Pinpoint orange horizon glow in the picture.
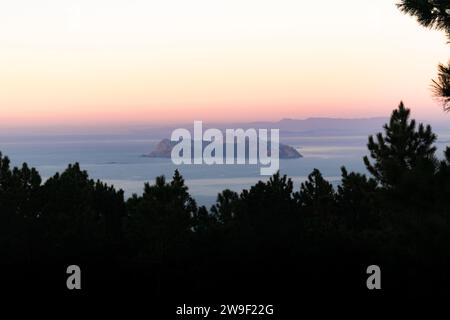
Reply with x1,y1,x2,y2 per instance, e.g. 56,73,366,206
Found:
1,0,450,127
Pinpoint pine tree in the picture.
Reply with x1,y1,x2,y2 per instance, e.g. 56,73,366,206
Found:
294,169,336,234
126,170,196,261
337,167,379,229
363,102,437,189
210,189,239,224
397,0,450,110
397,1,450,35
297,169,335,210
239,172,296,222
432,62,450,110
0,153,42,262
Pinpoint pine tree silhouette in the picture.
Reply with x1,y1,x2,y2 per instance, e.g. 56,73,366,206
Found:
363,102,437,188
397,0,450,110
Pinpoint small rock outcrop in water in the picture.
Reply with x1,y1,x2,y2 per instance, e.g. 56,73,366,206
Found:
279,144,303,159
147,139,173,158
145,138,302,159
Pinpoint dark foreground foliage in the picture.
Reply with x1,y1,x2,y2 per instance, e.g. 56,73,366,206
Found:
1,103,450,304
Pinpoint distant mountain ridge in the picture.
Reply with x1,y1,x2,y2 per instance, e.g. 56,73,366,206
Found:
237,117,390,135
2,116,414,137
138,117,392,141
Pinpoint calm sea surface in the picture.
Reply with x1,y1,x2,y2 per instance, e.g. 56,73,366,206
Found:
1,133,449,206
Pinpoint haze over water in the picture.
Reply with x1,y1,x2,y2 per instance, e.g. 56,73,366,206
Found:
2,123,450,206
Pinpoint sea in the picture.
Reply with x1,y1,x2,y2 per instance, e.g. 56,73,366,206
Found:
1,132,449,207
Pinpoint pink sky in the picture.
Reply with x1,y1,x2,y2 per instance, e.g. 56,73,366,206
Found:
1,0,449,127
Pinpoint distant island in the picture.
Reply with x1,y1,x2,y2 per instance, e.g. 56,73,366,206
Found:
144,138,302,159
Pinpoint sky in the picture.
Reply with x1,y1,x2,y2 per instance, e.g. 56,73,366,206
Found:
0,0,449,127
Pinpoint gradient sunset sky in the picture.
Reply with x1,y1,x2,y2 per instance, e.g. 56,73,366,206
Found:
0,0,449,127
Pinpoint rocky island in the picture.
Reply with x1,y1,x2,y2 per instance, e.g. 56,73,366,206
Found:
145,138,302,159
